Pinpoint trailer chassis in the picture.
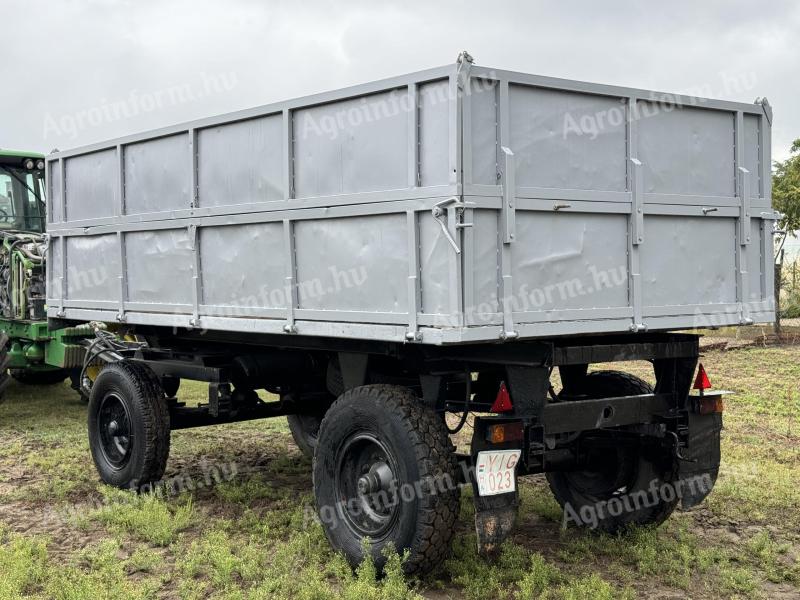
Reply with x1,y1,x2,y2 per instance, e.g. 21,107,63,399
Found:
76,325,723,570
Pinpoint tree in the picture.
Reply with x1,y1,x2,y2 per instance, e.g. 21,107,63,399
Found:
772,139,800,335
773,139,800,233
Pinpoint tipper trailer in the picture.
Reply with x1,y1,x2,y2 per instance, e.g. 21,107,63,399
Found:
44,54,777,573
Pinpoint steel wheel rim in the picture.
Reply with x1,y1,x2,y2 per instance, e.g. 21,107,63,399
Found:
97,392,133,469
334,433,401,539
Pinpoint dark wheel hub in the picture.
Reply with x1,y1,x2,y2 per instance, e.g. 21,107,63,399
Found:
97,393,132,468
357,461,393,495
566,446,636,499
336,434,400,538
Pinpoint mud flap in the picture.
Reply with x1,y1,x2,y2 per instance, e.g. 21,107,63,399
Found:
678,411,722,509
470,416,522,555
473,489,519,557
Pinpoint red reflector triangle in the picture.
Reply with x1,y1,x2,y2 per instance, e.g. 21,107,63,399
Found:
693,364,712,390
491,382,513,413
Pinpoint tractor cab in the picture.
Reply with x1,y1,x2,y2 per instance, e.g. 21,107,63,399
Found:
0,149,48,321
0,148,89,395
0,150,47,234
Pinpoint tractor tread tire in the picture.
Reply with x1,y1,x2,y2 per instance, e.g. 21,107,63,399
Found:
287,413,322,458
548,370,679,534
88,360,171,490
313,384,460,576
10,369,69,386
0,352,10,404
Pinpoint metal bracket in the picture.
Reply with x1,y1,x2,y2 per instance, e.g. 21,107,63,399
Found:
189,224,201,330
116,231,126,323
432,197,472,254
736,167,751,324
282,219,298,332
737,167,751,245
500,146,515,244
405,330,422,342
630,158,644,245
455,50,474,91
756,97,772,126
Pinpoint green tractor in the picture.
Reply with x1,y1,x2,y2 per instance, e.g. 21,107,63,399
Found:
0,149,91,401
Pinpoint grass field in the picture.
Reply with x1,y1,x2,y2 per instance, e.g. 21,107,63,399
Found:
1,344,799,599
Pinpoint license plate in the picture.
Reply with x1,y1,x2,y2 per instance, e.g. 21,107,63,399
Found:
476,450,521,496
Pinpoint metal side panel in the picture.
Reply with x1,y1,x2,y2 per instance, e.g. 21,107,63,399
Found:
292,90,410,198
125,229,193,307
197,115,283,207
638,103,735,198
124,134,191,215
469,209,501,321
293,214,409,314
199,222,286,309
419,80,451,187
47,160,63,224
639,215,737,308
508,84,628,192
745,219,766,303
510,211,630,314
742,114,764,205
65,235,121,302
47,236,63,306
64,149,118,222
418,211,452,316
468,79,499,186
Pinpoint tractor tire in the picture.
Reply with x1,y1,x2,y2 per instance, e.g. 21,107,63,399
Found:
10,368,69,385
0,334,11,404
287,413,323,458
313,384,460,575
547,370,679,533
88,361,171,490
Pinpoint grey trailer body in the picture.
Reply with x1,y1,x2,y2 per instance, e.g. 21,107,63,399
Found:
46,61,777,345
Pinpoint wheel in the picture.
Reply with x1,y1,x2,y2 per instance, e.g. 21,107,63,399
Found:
287,413,323,458
88,361,170,490
10,368,69,385
547,370,679,533
161,376,180,398
313,384,460,575
0,334,11,404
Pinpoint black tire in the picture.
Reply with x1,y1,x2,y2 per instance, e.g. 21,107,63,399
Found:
0,333,11,404
313,385,460,575
161,376,180,398
88,361,171,490
287,413,323,458
10,368,69,385
326,359,345,397
547,370,679,533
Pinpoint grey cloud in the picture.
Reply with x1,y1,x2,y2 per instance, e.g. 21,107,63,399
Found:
1,0,797,160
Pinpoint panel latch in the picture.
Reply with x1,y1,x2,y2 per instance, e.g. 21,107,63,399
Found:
432,197,473,254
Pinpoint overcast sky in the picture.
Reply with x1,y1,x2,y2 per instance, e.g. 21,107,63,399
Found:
2,0,798,162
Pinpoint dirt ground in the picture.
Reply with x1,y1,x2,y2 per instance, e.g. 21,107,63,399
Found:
1,343,799,599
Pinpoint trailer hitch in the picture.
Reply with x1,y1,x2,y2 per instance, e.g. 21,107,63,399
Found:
666,430,696,463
